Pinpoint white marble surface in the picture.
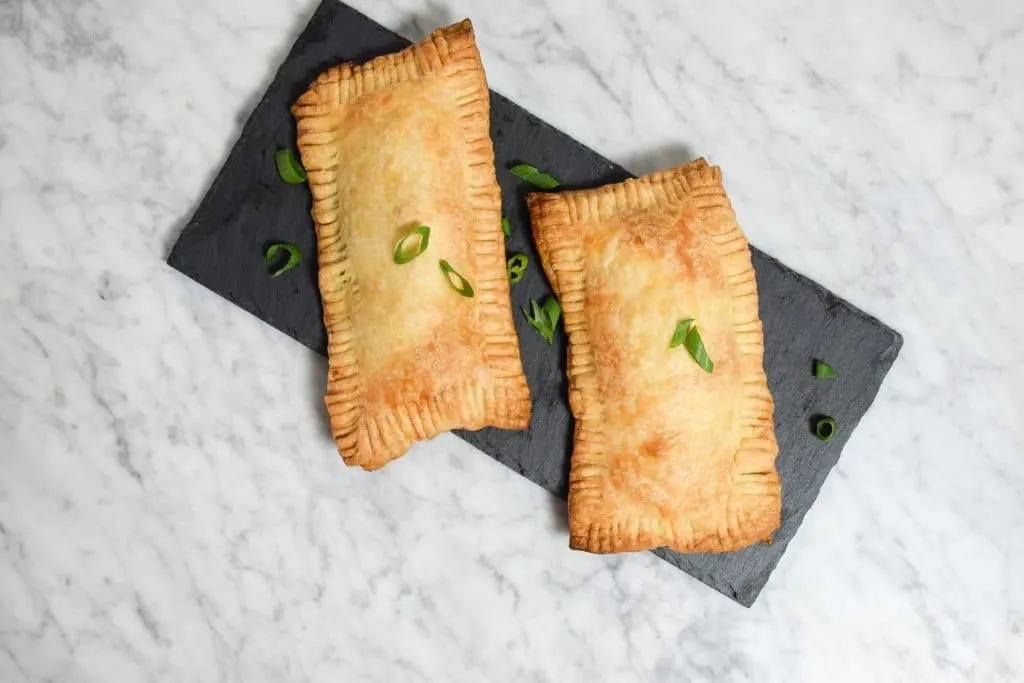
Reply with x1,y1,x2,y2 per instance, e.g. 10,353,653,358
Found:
1,0,1022,680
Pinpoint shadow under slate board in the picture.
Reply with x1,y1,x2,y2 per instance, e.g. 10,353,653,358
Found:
167,0,903,606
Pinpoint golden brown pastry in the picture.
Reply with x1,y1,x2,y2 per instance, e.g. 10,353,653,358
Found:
528,159,780,553
292,20,530,470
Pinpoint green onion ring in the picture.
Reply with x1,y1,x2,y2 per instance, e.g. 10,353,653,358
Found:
439,260,474,298
275,148,306,184
814,416,837,442
266,242,302,277
394,225,431,264
507,253,529,283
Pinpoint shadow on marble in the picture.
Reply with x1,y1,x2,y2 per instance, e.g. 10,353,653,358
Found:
306,352,332,444
393,1,454,42
620,142,698,176
547,492,569,534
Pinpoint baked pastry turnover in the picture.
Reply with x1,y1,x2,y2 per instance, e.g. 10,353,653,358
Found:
293,20,530,470
528,160,780,553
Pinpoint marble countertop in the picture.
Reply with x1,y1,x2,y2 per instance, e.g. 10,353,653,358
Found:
1,0,1022,680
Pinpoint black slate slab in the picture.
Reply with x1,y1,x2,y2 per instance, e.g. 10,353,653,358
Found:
168,0,903,606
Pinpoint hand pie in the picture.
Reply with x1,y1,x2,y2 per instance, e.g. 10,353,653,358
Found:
528,160,780,553
292,20,530,470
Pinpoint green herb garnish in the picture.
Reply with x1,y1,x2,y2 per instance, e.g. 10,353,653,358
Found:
393,225,431,264
509,163,560,190
507,253,528,284
275,148,307,184
501,217,511,237
266,242,302,277
814,359,836,378
814,415,837,442
669,318,714,373
669,318,694,349
684,326,714,374
524,295,561,343
439,260,474,298
542,296,561,330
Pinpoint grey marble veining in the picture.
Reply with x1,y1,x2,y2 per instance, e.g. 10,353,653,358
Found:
0,0,1021,681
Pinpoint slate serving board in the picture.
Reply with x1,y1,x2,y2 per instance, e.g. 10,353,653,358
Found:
168,0,903,606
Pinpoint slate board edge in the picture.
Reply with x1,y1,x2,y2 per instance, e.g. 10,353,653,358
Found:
166,0,905,607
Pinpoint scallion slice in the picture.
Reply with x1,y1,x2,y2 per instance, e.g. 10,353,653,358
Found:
542,296,561,329
439,260,474,298
501,217,511,237
275,148,307,184
394,225,431,264
814,416,837,442
507,253,528,283
266,242,302,277
814,359,836,378
669,318,714,373
684,326,714,374
509,163,560,190
523,295,560,343
526,299,546,336
669,318,694,348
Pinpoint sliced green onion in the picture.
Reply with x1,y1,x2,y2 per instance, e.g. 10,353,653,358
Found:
526,299,546,336
814,359,836,378
394,225,431,264
509,163,560,190
439,260,474,298
501,217,511,237
683,325,714,373
275,148,307,183
524,301,552,344
266,242,302,277
669,318,694,348
542,296,561,330
669,318,714,373
523,295,560,343
814,415,837,442
507,253,529,283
